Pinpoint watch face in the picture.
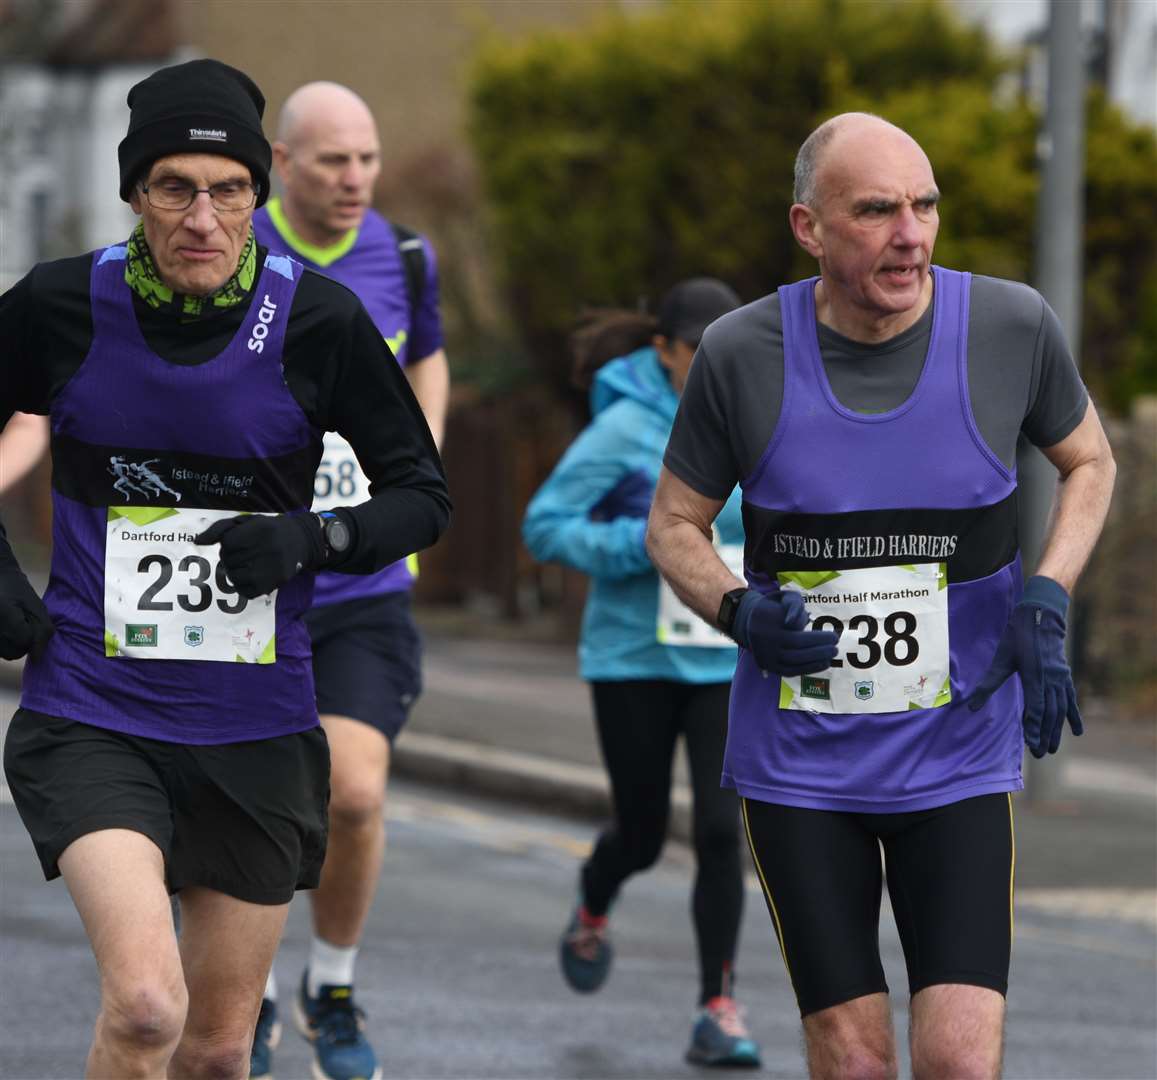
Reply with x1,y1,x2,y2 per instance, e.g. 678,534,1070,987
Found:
326,518,351,553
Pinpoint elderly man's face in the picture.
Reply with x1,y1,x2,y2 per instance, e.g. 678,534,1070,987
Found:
129,153,256,296
804,127,939,328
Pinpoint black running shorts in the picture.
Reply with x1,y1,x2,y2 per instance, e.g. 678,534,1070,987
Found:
4,709,330,905
741,793,1015,1017
305,590,422,742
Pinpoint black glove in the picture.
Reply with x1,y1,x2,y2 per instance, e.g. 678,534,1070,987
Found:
732,588,839,676
0,566,54,661
194,513,325,599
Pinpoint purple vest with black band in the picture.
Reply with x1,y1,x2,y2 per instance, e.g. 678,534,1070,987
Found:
253,208,428,607
20,246,323,745
723,267,1024,812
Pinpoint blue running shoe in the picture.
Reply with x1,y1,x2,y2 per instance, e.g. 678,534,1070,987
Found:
559,903,613,993
293,972,382,1080
249,997,280,1080
685,996,762,1068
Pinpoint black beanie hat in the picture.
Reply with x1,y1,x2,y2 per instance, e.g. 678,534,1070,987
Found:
118,58,271,206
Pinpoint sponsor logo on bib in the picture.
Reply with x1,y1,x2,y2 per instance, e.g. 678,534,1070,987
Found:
854,680,875,700
801,675,831,700
126,624,158,647
184,626,205,647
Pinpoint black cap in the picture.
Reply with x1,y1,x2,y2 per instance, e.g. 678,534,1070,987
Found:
118,58,271,206
657,278,741,346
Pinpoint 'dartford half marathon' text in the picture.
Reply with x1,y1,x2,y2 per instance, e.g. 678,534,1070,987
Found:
802,586,932,605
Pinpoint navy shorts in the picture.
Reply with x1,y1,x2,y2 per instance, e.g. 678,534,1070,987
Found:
305,590,423,743
4,709,330,905
742,793,1015,1016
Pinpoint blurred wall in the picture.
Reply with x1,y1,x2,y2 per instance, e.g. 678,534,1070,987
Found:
178,1,613,166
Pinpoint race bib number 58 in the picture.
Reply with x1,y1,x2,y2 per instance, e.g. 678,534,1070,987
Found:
313,432,368,512
777,562,950,713
104,507,276,663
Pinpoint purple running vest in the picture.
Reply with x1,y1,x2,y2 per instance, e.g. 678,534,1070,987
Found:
20,246,323,744
725,267,1024,812
253,205,438,607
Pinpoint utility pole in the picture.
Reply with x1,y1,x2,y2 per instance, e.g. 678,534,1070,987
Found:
1021,0,1086,802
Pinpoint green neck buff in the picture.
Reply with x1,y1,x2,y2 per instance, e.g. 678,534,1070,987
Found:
124,223,257,319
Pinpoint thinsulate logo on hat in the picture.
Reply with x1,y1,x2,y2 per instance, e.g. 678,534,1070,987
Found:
189,127,228,142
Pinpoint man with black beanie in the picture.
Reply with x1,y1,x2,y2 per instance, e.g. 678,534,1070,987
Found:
0,57,449,1078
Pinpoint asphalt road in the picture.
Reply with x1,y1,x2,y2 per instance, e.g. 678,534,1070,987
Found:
1,681,1155,1079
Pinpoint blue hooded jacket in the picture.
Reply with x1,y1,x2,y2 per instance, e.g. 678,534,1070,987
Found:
523,346,743,682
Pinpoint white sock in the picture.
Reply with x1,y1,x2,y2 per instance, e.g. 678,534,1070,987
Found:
264,970,278,1002
307,937,359,996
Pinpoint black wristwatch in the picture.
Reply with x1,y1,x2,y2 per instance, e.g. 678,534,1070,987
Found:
315,511,351,561
716,587,750,638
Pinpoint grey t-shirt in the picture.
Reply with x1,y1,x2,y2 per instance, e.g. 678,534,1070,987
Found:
666,274,1088,500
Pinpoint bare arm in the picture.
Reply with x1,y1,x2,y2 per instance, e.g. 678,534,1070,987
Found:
1034,400,1116,593
645,466,744,627
0,413,50,497
404,348,450,450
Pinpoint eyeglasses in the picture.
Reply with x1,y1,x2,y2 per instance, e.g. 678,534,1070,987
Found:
139,178,260,212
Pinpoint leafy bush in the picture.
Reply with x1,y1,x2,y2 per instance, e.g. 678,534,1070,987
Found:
469,0,1156,410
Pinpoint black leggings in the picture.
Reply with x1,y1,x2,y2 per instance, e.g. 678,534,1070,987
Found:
582,680,743,1004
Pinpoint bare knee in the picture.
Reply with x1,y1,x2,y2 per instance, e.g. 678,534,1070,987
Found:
100,979,187,1051
913,1047,998,1080
172,1034,251,1080
910,984,1004,1080
804,995,898,1080
328,773,385,828
808,1044,897,1080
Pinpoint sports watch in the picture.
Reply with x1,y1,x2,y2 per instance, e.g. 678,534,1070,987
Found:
716,587,751,638
315,511,351,561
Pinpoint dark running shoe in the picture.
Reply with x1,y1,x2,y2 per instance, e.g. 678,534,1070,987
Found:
559,903,613,993
249,996,280,1080
685,995,762,1068
293,972,382,1080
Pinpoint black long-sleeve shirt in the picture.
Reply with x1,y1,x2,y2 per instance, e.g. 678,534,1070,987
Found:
0,248,450,573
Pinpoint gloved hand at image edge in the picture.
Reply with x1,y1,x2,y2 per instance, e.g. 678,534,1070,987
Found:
966,574,1083,758
195,512,326,599
732,588,839,676
0,565,54,661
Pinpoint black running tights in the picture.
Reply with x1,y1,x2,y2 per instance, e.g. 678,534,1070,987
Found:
581,679,743,1004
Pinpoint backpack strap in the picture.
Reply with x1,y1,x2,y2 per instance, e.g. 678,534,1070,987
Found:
390,221,427,332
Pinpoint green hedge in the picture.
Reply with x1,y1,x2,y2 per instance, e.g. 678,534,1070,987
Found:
469,0,1157,411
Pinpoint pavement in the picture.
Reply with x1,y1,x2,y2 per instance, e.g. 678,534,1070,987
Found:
3,605,1155,911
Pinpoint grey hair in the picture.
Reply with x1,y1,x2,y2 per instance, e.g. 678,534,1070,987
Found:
793,112,888,206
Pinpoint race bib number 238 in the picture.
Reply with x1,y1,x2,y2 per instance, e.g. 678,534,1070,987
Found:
104,507,276,663
777,562,951,713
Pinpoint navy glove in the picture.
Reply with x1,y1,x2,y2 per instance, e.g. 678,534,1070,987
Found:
732,589,839,676
0,566,54,661
966,575,1082,758
195,513,325,599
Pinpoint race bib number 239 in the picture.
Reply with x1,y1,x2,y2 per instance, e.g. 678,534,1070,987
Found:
104,507,276,663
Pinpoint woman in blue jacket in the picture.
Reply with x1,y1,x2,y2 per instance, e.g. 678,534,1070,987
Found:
523,279,760,1068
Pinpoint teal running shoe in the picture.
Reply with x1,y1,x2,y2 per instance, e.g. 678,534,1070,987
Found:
248,996,280,1080
294,972,382,1080
559,903,613,993
685,996,762,1068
